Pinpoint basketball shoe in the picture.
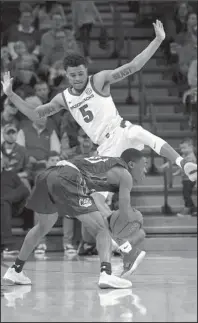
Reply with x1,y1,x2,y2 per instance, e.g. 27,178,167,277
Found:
121,248,146,278
98,271,132,289
3,267,31,285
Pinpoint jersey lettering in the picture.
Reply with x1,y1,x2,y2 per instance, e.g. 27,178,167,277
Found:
79,104,94,123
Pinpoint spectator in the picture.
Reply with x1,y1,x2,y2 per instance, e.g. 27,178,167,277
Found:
72,1,103,63
40,11,66,58
182,60,197,130
169,12,197,56
60,111,80,149
40,30,80,71
173,139,197,217
34,81,50,104
16,117,60,181
109,0,124,58
34,150,60,256
1,99,20,141
9,41,39,87
163,2,193,63
32,2,67,34
60,131,77,160
1,47,12,76
33,81,64,138
6,8,41,59
48,61,69,98
1,124,31,191
178,24,197,77
175,12,197,46
1,151,30,256
75,127,97,157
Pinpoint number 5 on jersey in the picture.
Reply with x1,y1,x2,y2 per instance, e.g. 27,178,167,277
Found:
79,104,93,123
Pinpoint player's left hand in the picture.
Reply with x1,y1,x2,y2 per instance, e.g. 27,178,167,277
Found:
153,20,165,41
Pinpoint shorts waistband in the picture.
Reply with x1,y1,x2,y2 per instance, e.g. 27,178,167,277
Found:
98,120,127,146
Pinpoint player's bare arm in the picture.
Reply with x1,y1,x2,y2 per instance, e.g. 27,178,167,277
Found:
1,72,66,121
107,167,133,222
93,20,165,92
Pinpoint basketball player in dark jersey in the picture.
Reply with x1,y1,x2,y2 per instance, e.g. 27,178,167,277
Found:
3,149,146,287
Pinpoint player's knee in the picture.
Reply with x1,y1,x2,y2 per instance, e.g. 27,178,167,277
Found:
128,125,143,138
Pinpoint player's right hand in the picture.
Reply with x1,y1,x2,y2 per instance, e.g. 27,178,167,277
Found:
1,71,14,96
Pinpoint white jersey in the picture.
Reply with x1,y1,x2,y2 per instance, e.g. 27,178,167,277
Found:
62,76,122,145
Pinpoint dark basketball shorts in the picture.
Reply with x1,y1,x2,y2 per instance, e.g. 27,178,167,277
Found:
26,165,98,217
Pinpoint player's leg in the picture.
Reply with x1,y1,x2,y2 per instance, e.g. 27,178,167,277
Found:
3,213,58,285
127,124,197,181
78,223,97,256
78,211,132,288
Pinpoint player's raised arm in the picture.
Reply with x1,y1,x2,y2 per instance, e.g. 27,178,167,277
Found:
94,20,165,87
1,72,65,121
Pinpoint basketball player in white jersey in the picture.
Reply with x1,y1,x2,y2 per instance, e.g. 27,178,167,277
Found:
1,20,197,180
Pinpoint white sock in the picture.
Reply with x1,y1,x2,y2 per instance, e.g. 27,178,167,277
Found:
176,156,183,168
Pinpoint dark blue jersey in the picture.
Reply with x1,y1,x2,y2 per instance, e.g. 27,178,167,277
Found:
71,156,129,192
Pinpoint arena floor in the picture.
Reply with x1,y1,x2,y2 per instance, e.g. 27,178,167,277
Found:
1,238,197,322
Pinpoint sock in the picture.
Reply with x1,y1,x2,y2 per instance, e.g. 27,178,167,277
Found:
101,262,112,275
160,143,183,166
11,258,25,273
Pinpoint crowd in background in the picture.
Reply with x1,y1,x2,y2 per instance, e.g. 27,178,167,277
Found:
1,1,197,257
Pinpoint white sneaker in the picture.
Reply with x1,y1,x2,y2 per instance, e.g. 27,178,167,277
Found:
34,243,47,255
3,267,32,285
98,271,132,289
64,244,77,254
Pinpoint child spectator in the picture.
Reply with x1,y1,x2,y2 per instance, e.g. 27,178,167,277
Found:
174,139,197,217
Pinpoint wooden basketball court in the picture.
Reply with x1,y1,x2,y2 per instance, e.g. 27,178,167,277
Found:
1,238,197,322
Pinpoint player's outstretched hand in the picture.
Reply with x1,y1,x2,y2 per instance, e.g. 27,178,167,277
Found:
1,71,14,96
153,20,165,41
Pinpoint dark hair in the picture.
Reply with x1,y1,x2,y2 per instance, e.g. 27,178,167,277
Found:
180,138,193,146
121,148,143,163
187,11,197,21
48,151,60,160
63,53,87,70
